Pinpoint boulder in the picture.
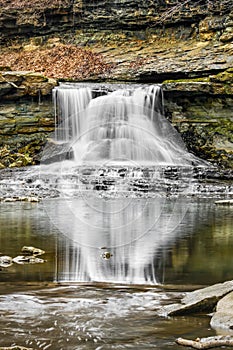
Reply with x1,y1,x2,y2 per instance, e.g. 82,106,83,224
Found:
162,280,233,316
210,291,233,332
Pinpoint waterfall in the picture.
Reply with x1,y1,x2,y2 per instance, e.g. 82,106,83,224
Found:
53,86,92,141
53,83,202,166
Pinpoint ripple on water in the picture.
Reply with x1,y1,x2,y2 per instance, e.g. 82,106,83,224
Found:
0,285,213,350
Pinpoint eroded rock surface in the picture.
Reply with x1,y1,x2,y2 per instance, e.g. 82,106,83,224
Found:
211,291,233,333
162,280,233,316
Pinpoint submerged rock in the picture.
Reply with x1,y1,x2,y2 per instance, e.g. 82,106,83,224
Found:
0,246,45,268
0,255,13,268
21,246,45,256
13,255,44,264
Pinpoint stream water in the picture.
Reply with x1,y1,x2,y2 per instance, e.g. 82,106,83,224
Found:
0,196,232,349
0,83,232,349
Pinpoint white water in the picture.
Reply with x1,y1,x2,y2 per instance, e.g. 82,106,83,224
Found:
53,83,202,166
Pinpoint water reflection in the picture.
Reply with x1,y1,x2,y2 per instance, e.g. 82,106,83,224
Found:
44,196,189,284
0,197,233,349
46,196,233,285
0,202,56,282
0,198,232,285
157,202,233,284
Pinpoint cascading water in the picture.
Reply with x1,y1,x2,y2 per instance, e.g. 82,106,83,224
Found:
53,83,203,165
53,86,92,141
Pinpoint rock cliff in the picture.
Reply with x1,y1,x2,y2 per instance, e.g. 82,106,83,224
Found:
0,0,232,41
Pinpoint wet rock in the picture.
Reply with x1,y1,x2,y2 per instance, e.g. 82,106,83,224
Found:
2,196,40,202
21,246,45,256
0,255,13,268
210,291,233,332
0,82,13,97
41,140,73,164
13,255,44,264
27,197,40,202
3,198,19,202
215,199,233,205
220,27,233,42
162,280,233,316
198,16,224,41
0,99,55,167
0,71,57,99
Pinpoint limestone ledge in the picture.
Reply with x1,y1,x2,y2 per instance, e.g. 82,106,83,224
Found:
98,37,233,83
0,1,232,42
0,71,57,99
162,72,233,168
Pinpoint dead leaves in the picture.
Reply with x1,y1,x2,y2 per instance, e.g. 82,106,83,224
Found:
0,44,115,80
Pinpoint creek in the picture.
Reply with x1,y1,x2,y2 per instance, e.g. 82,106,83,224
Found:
0,83,232,349
0,197,232,349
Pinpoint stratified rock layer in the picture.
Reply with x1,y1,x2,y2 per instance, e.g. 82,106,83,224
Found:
162,280,233,316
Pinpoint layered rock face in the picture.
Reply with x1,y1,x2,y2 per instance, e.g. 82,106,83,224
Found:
0,0,232,40
0,0,232,167
0,71,55,167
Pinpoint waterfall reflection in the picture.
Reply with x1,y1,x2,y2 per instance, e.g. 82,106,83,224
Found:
46,196,189,284
0,199,232,285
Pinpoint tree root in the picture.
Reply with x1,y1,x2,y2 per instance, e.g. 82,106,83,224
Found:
176,336,233,349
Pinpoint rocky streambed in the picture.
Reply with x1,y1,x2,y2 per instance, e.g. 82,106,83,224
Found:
0,164,232,201
161,280,233,348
